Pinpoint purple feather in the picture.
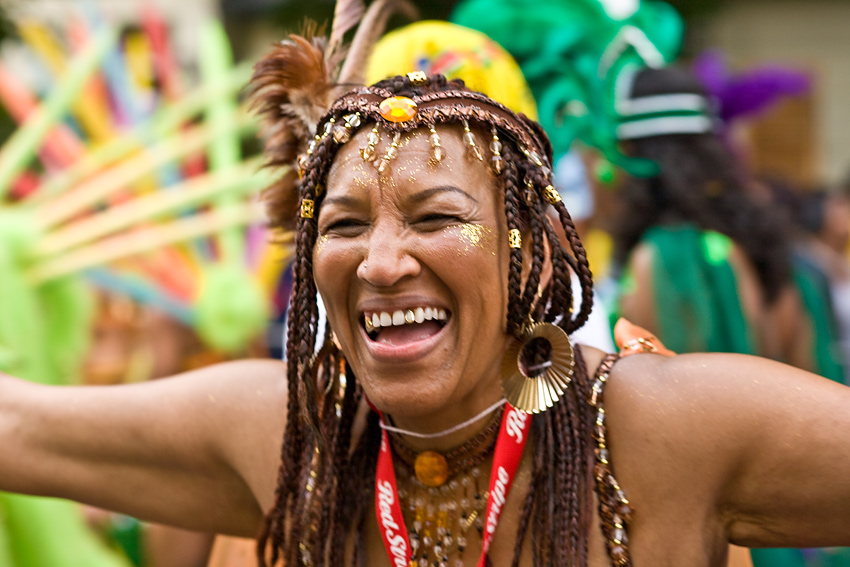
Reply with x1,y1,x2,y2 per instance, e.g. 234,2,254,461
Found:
693,50,811,124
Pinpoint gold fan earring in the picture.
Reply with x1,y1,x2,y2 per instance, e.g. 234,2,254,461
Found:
501,321,575,413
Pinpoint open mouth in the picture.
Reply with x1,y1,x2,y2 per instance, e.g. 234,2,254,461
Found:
362,307,449,346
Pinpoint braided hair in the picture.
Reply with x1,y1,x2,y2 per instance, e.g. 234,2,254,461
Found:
254,73,614,567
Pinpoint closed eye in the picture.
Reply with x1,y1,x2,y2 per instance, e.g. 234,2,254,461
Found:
324,218,369,237
415,213,465,231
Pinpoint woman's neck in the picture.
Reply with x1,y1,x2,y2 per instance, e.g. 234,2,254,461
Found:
384,392,505,453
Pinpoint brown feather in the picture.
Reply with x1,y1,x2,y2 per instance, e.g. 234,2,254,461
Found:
329,0,365,55
249,33,333,136
337,0,418,86
247,1,417,228
247,29,336,229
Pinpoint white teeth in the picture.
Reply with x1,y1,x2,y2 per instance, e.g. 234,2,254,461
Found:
365,307,449,331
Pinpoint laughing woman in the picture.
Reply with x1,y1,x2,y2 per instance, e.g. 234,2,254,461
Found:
3,31,850,567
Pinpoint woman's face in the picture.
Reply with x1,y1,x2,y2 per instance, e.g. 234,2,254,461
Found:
314,124,511,425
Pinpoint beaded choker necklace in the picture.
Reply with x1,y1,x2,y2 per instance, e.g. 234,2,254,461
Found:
387,406,503,566
376,403,531,567
388,404,504,487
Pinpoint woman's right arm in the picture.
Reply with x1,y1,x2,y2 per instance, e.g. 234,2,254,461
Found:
0,359,288,537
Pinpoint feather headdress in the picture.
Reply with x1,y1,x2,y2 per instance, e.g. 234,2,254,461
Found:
248,0,417,230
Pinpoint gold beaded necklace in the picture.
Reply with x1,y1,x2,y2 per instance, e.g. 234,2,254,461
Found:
387,406,504,567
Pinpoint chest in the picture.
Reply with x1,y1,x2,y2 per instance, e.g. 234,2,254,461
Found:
360,465,730,567
360,452,625,567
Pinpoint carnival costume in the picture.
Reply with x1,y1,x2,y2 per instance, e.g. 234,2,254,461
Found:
247,1,636,564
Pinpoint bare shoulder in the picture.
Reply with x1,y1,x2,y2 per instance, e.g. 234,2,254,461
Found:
603,351,844,426
600,351,850,525
171,359,289,509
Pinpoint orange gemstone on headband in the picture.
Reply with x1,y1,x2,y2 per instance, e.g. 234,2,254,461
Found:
379,96,418,122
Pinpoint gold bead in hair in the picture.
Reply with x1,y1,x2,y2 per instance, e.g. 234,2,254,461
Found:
508,229,522,249
300,199,315,219
407,71,427,85
543,185,562,204
524,178,538,206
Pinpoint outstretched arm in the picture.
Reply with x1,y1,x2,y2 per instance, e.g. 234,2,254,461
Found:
605,352,850,551
0,359,287,537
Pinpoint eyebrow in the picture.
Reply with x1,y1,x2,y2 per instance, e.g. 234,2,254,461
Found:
409,185,479,204
322,185,479,208
321,195,362,208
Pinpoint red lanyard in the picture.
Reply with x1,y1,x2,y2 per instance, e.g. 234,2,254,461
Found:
375,403,531,567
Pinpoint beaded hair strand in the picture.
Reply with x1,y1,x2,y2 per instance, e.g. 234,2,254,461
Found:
251,70,625,567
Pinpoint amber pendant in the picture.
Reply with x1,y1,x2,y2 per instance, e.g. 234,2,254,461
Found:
413,450,449,487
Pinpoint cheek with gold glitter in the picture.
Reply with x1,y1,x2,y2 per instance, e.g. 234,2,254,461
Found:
314,234,329,258
446,223,497,256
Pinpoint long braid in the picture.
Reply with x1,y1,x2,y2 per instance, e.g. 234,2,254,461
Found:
541,217,575,326
282,143,325,567
574,348,596,567
550,198,594,333
501,143,529,338
329,365,362,566
258,209,317,566
518,182,547,321
314,344,340,567
257,72,607,567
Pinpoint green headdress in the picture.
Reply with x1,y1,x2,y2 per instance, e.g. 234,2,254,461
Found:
451,0,684,176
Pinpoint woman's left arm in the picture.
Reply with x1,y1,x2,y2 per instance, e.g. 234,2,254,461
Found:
605,352,850,549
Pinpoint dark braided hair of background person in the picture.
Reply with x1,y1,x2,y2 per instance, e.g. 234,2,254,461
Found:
254,73,616,567
611,68,792,304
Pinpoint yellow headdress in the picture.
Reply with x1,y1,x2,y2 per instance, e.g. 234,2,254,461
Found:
366,20,538,120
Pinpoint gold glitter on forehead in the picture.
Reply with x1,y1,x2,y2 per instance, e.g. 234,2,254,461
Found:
400,130,425,147
332,125,476,194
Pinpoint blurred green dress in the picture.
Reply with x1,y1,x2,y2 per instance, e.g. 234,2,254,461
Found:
624,224,847,567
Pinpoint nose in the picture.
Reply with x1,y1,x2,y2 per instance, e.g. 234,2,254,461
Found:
357,222,420,287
